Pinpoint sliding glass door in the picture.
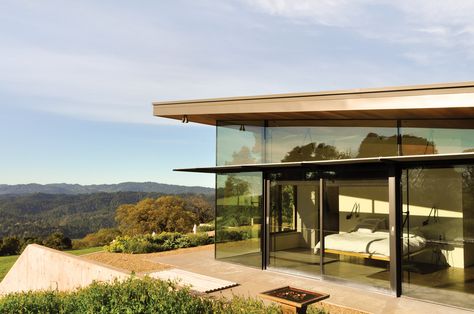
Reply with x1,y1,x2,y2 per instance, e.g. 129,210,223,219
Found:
267,167,392,291
215,172,263,268
322,177,391,290
268,174,321,277
401,165,474,309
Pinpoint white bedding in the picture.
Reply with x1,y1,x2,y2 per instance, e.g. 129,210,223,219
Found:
314,230,426,257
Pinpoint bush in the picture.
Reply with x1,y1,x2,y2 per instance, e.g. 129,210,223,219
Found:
0,277,288,314
216,226,259,243
72,228,121,249
19,237,42,253
105,232,213,254
197,224,215,232
185,233,211,247
0,237,21,256
42,232,72,250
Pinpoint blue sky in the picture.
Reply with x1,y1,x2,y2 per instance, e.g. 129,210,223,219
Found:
1,0,473,187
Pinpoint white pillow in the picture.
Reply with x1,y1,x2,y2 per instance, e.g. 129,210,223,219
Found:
357,228,373,234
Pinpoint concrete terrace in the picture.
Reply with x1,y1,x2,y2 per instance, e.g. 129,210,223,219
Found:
149,246,473,314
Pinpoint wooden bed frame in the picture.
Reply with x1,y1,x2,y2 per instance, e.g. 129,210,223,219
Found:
323,249,390,261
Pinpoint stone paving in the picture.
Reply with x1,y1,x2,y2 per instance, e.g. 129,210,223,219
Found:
149,247,473,314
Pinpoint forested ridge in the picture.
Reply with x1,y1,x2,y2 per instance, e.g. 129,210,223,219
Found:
0,192,214,239
0,182,213,195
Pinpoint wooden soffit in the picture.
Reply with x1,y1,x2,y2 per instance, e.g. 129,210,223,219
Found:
153,82,474,125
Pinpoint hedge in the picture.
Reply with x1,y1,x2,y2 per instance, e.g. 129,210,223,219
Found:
215,226,260,243
104,232,213,254
0,277,286,314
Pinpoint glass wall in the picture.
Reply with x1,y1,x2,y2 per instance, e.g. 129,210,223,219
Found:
215,172,263,268
268,171,321,277
321,173,391,290
401,165,474,308
266,120,398,163
216,121,264,166
214,118,474,302
216,119,474,167
401,119,474,155
266,167,391,290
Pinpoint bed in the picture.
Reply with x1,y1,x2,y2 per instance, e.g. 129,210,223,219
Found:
313,218,427,261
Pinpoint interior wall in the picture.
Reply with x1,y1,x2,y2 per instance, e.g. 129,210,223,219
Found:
338,185,389,232
297,185,319,248
270,232,302,251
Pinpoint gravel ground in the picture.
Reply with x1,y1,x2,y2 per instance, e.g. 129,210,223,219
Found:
83,245,213,274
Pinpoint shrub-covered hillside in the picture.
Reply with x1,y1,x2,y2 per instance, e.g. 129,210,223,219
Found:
0,192,214,239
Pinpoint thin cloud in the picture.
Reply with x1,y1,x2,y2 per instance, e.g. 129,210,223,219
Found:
243,0,474,63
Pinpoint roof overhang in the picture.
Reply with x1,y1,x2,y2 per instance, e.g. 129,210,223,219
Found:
153,82,474,126
174,153,474,173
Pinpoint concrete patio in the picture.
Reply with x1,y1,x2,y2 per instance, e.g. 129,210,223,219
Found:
149,247,473,314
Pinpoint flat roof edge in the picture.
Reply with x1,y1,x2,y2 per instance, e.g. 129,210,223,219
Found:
153,81,474,106
174,153,474,173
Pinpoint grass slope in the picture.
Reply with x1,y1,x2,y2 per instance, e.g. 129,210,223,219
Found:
0,255,18,282
0,246,103,281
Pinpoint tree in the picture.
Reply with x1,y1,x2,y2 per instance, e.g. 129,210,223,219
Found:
185,196,214,223
73,228,121,249
42,232,72,250
281,142,350,162
0,236,20,256
356,133,397,158
115,196,198,236
224,175,250,205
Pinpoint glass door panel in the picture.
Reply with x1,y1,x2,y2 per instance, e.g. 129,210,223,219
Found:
322,178,391,290
215,172,263,268
268,178,321,277
401,166,474,309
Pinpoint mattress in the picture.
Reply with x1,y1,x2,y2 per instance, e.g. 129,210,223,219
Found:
314,230,426,257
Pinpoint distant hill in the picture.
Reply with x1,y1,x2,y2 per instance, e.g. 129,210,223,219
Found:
0,182,213,196
0,191,214,239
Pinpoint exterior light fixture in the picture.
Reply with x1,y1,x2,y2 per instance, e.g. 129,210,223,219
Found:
182,115,189,123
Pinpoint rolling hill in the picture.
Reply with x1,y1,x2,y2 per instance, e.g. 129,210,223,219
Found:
0,182,213,196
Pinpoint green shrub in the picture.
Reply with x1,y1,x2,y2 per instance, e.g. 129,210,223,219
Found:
0,233,74,257
104,232,213,254
0,237,21,256
72,228,121,249
185,233,211,247
197,224,215,232
0,278,287,314
42,232,72,251
213,295,281,314
216,226,259,243
0,290,65,313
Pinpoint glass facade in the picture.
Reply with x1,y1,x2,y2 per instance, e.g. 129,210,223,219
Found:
214,117,474,308
215,172,263,268
401,166,474,308
216,121,264,166
267,120,398,163
401,119,474,155
216,119,474,164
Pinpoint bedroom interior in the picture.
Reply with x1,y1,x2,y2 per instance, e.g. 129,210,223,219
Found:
153,81,474,310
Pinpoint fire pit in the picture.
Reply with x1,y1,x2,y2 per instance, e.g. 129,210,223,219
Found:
259,286,329,314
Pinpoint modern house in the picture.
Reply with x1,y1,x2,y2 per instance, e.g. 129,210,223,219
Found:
153,82,474,310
